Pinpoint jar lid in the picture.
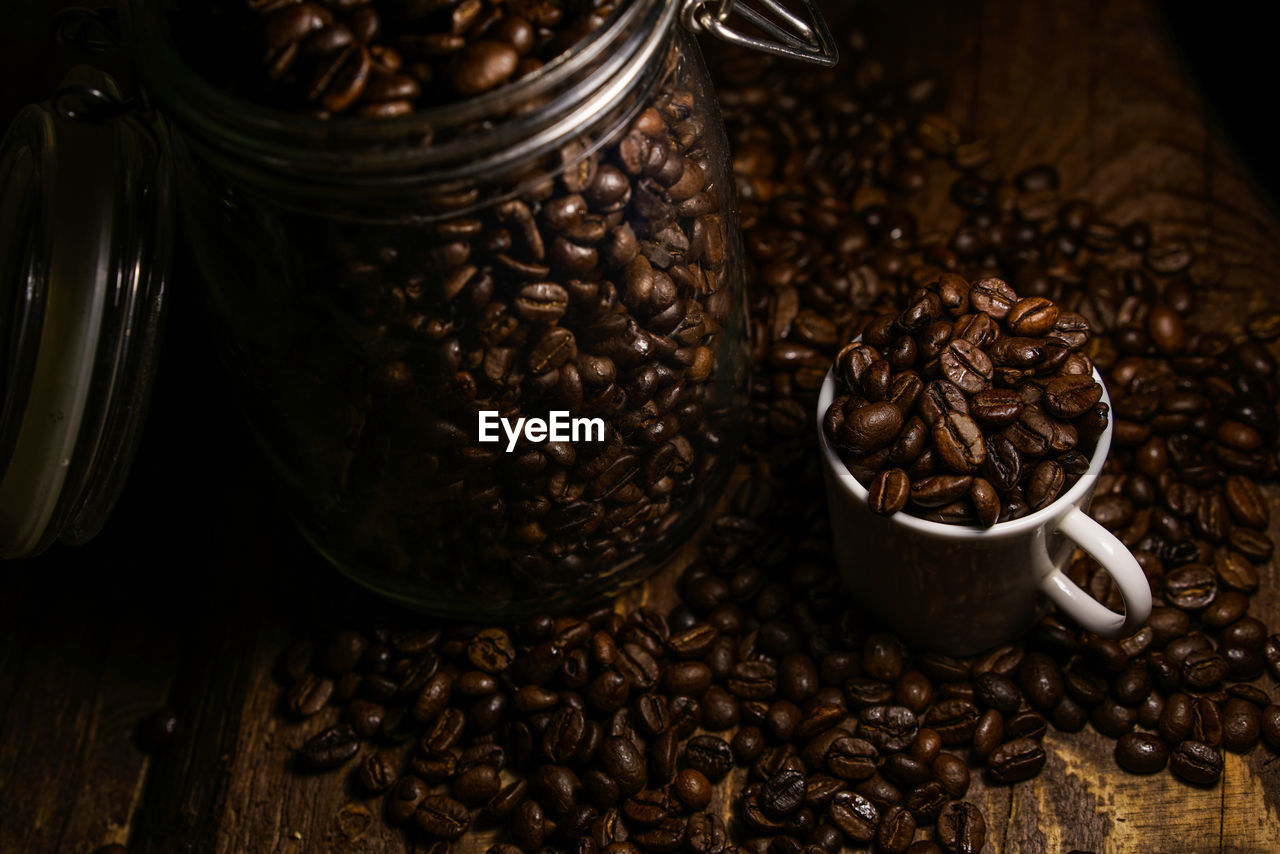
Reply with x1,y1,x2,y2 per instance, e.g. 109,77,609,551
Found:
0,67,172,558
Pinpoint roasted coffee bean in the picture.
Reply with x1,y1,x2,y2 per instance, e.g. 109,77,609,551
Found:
827,736,879,781
881,752,930,789
931,753,971,798
1005,710,1048,742
896,731,938,773
1026,459,1066,510
1169,741,1224,786
454,764,501,806
970,389,1023,426
1159,694,1195,743
1216,551,1260,593
893,671,935,714
971,709,1003,763
1267,635,1280,681
1263,706,1280,749
936,801,986,854
828,790,879,843
940,339,993,393
869,468,911,515
1006,297,1060,336
986,738,1046,783
1019,653,1065,710
919,379,970,427
287,674,335,717
859,705,918,752
1090,698,1137,738
1114,732,1167,774
1052,697,1089,732
983,434,1022,492
765,699,803,741
600,736,647,795
297,724,359,770
452,40,519,95
1165,564,1218,610
910,474,973,507
1222,698,1262,753
1202,592,1249,628
685,812,728,853
1224,476,1269,528
515,282,570,322
973,673,1021,713
510,799,546,849
1223,617,1267,649
1044,374,1103,419
387,776,428,825
357,750,398,793
728,660,778,699
1230,526,1274,561
672,767,712,811
468,629,516,673
863,633,906,681
1181,650,1228,690
1110,667,1151,706
837,402,904,455
933,412,987,473
731,726,765,765
877,804,917,853
684,734,734,781
854,773,902,813
903,779,948,824
761,767,807,818
969,277,1018,319
924,699,980,746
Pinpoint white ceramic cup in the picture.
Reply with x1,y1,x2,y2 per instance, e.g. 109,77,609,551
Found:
817,366,1151,655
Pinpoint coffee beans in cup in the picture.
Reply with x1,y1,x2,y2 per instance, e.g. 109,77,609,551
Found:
823,275,1109,526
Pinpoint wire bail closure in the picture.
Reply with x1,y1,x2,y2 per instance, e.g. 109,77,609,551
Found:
681,0,838,67
54,6,123,55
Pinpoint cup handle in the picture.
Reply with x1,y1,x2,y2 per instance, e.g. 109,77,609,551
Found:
1038,506,1152,637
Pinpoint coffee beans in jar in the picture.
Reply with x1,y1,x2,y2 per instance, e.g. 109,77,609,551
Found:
137,0,751,617
823,275,1109,526
171,0,621,115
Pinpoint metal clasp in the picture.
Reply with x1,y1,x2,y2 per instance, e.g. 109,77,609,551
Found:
52,75,160,153
54,6,122,55
54,83,140,123
681,0,838,67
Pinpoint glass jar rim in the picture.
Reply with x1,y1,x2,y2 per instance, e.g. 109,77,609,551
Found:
129,0,677,179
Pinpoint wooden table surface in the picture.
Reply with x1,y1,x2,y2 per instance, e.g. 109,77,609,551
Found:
3,1,1280,852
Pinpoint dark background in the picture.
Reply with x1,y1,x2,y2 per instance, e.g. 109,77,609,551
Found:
1,2,1275,203
1160,1,1277,207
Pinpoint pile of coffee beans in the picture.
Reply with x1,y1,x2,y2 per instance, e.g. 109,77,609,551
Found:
823,275,1107,525
259,28,1280,854
174,0,619,116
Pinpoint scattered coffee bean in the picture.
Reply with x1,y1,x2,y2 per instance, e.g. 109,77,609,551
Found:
1169,741,1224,786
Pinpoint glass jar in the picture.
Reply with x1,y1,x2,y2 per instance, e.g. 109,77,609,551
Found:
1,0,835,617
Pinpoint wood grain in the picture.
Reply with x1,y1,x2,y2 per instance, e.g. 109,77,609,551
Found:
2,0,1280,852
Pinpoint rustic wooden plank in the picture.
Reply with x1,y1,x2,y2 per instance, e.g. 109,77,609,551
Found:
0,548,182,853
